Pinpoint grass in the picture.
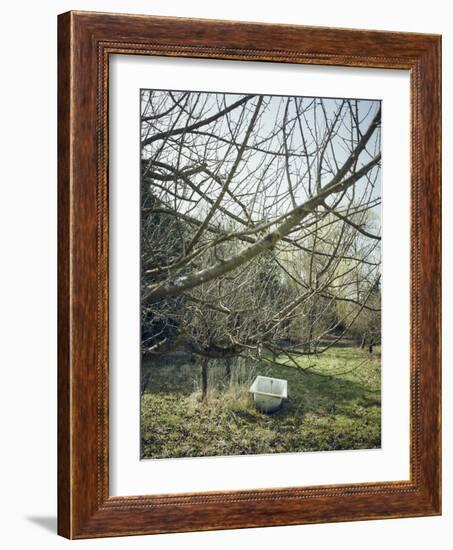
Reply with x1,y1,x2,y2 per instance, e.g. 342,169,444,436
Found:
141,346,381,459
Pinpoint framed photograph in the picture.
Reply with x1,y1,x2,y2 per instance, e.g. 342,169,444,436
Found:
58,11,441,539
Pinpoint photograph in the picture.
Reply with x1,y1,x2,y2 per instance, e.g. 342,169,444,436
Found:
0,1,444,545
140,89,382,459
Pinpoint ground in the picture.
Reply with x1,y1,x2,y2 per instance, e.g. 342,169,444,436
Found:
141,345,381,459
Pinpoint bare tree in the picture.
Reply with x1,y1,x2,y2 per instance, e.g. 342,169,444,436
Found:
140,90,381,397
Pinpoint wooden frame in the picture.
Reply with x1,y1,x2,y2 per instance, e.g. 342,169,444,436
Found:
58,10,441,539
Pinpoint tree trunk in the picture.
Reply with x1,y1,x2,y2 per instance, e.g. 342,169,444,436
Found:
360,332,367,349
201,357,209,400
224,357,232,384
306,301,316,353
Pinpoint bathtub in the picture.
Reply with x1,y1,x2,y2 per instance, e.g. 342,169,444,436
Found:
249,375,288,413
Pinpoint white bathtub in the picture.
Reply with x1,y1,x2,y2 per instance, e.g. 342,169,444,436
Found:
249,375,288,413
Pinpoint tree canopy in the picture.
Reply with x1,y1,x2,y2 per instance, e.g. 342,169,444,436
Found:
140,90,382,365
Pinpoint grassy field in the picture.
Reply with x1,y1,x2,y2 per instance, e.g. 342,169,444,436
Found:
141,346,381,459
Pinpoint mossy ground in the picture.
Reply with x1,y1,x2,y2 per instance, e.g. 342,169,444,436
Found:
141,346,381,459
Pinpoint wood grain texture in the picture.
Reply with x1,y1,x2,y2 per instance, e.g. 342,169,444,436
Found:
57,10,441,539
57,11,72,537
